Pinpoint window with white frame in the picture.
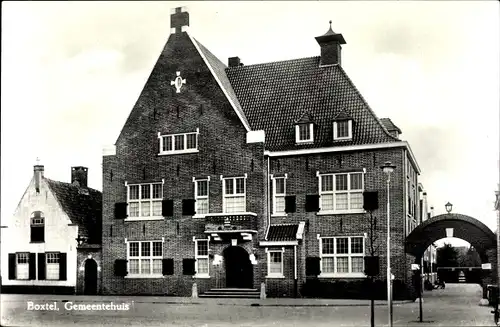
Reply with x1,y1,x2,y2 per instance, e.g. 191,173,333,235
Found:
319,172,364,212
267,248,284,277
46,253,60,280
159,130,199,155
127,183,163,218
333,120,352,140
295,123,313,143
223,177,246,213
16,253,29,280
272,176,286,215
320,236,364,276
195,239,209,276
194,179,209,215
127,241,163,276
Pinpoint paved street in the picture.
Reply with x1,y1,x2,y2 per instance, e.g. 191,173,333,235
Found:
1,284,495,326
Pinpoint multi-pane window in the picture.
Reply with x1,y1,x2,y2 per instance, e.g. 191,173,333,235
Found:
30,211,45,242
223,177,246,213
296,123,313,143
320,236,364,276
195,179,209,215
46,253,60,280
128,183,163,218
267,250,284,276
333,120,352,140
128,241,163,276
16,253,29,280
319,172,364,212
195,240,209,276
159,130,199,154
273,177,286,215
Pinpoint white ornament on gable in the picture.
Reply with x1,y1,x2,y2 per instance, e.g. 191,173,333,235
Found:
171,71,186,93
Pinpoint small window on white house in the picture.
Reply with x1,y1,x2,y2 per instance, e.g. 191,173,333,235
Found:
194,179,209,215
46,253,60,280
333,120,352,140
159,129,199,155
16,253,29,280
272,176,286,215
127,182,163,219
266,248,284,278
195,239,209,277
223,176,246,213
295,123,314,143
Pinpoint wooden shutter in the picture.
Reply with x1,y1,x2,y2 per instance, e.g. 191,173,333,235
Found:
28,253,36,280
182,199,196,216
162,200,174,217
305,195,320,212
162,258,174,276
38,253,46,280
306,257,321,276
59,253,67,280
284,196,296,213
114,203,128,219
8,254,16,280
182,259,196,275
114,259,128,277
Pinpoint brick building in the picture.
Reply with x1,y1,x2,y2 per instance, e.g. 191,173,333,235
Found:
101,7,421,299
1,164,102,295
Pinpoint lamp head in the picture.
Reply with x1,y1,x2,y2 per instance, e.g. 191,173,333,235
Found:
445,202,453,213
380,161,396,174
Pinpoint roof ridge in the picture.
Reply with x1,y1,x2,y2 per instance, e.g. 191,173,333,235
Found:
336,65,400,142
226,56,320,70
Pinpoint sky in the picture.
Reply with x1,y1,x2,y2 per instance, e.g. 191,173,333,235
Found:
2,1,499,247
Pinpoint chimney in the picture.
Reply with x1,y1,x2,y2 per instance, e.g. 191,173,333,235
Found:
34,165,44,193
228,57,243,67
315,21,346,66
71,166,88,188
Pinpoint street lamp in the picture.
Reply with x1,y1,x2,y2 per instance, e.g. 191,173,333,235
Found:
445,202,453,214
381,161,396,327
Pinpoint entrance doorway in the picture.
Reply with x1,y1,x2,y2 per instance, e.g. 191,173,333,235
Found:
223,246,253,288
84,259,98,295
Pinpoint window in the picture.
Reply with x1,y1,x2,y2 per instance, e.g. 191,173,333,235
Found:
194,179,209,215
127,182,163,219
30,211,44,242
223,176,246,213
16,253,29,280
195,239,209,276
333,120,353,140
127,241,163,276
320,236,364,277
266,248,284,278
295,123,314,143
272,176,286,215
319,172,364,213
158,129,199,155
46,253,60,280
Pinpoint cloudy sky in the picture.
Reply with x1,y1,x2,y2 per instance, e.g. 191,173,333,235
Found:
2,1,499,245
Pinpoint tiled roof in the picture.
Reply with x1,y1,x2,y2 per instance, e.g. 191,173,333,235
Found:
380,118,402,134
191,36,251,131
45,178,102,244
267,224,299,241
226,57,399,151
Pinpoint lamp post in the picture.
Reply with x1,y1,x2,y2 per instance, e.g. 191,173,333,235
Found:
445,202,453,214
381,161,396,327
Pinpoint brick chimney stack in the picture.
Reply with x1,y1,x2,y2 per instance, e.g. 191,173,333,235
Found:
34,164,44,193
228,57,244,67
315,21,346,66
71,166,88,188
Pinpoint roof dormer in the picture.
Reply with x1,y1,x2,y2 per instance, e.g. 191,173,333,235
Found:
333,111,353,141
295,112,315,144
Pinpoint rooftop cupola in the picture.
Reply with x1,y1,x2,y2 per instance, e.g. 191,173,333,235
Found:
315,21,346,66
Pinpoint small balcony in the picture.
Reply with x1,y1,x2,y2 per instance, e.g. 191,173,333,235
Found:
204,212,258,233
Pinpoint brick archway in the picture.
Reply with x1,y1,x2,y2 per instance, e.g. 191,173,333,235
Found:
405,213,497,300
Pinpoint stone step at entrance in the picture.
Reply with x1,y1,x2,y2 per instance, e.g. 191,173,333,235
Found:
199,288,260,298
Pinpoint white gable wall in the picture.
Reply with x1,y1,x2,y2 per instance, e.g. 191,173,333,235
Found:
1,177,78,286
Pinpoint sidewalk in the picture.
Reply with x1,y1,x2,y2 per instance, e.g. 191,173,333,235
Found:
1,293,413,307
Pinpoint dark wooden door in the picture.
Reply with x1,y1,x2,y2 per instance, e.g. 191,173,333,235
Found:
224,246,253,288
84,259,98,295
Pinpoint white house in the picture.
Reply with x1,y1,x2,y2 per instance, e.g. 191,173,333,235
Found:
1,164,102,294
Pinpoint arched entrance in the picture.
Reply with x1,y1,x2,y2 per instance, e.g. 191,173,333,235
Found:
405,213,497,299
223,246,253,288
84,259,98,295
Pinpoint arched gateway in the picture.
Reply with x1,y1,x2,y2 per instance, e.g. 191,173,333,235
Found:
405,213,497,300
